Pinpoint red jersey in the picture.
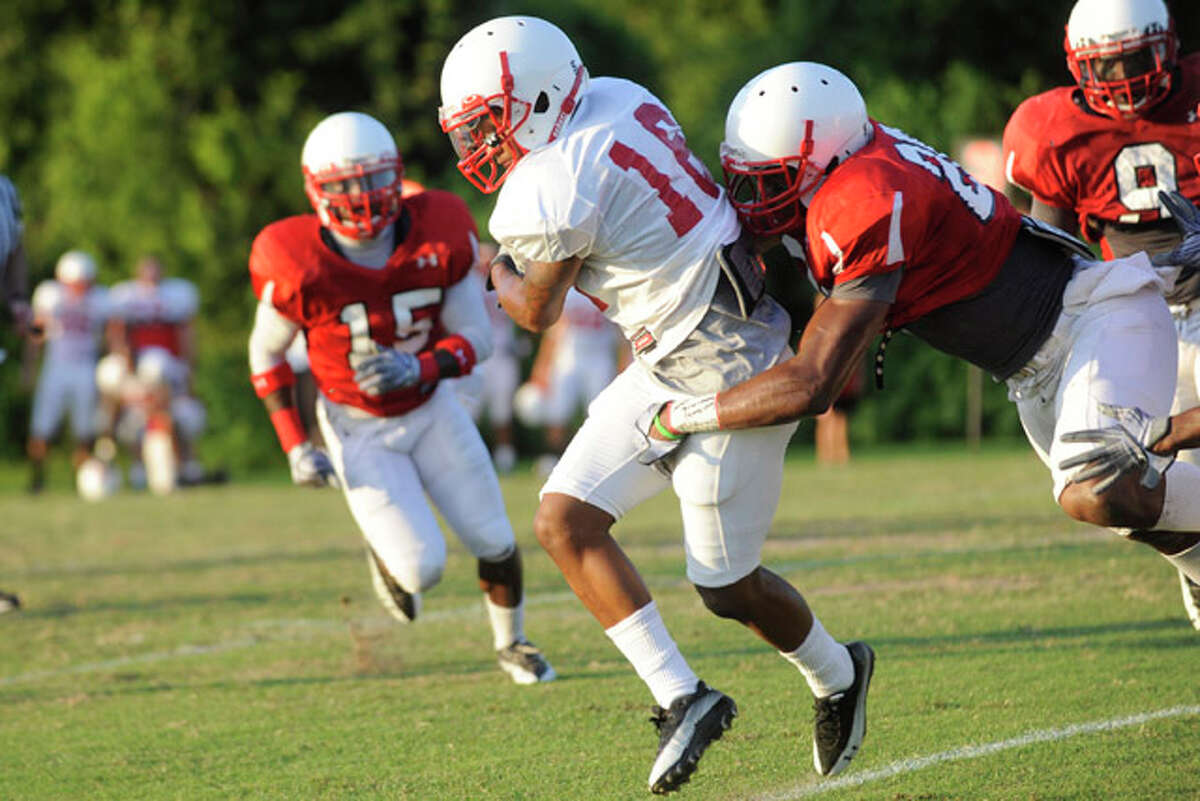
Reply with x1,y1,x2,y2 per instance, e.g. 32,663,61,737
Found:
249,189,477,417
805,122,1023,329
1003,53,1200,255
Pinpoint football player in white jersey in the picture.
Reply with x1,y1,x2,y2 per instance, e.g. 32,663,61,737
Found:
24,250,109,492
440,16,873,792
1,174,29,611
106,255,209,487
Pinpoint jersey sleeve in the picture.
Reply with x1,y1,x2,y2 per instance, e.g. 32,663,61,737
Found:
248,226,305,324
488,148,599,266
1002,95,1076,209
808,189,905,286
162,279,199,321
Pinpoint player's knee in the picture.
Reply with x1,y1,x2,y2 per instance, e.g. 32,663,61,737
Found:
533,493,611,555
477,545,520,585
694,570,759,623
413,559,445,593
1058,481,1159,529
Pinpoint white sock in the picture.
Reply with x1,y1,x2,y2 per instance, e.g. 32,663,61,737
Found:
605,601,699,707
485,597,525,651
1167,541,1200,584
1157,462,1200,530
779,617,854,698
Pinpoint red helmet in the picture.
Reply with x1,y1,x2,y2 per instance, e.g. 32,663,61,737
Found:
301,112,404,239
1064,0,1178,120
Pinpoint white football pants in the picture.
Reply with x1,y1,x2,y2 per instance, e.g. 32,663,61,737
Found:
318,382,516,594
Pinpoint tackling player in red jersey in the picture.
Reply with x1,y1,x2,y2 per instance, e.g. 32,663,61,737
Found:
647,62,1200,625
246,111,555,685
1004,0,1200,628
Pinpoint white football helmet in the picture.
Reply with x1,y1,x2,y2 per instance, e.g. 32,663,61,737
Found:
55,250,97,286
301,112,404,239
1064,0,1177,119
439,16,589,193
720,62,872,236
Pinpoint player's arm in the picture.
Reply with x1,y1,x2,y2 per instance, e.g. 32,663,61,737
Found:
489,250,582,332
666,296,890,434
248,296,336,488
1029,197,1078,235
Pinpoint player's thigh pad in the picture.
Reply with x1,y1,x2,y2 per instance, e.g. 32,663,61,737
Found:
66,364,99,440
540,364,673,518
673,419,797,587
30,364,71,440
412,384,516,561
317,398,447,593
1045,288,1177,499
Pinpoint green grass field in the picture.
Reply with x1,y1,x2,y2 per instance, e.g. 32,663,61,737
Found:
2,444,1198,800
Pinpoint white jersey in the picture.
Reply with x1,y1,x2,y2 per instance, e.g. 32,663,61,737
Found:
31,280,109,364
0,176,21,269
108,277,198,326
489,77,739,366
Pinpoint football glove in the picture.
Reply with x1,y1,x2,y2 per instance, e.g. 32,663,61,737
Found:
634,402,685,478
1150,190,1200,270
287,442,339,488
1058,402,1174,494
353,347,421,396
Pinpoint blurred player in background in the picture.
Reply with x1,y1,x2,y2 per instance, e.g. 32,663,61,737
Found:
1003,0,1200,627
23,250,109,493
1,174,30,612
246,111,554,684
455,240,522,473
441,17,872,792
105,254,209,490
520,288,625,477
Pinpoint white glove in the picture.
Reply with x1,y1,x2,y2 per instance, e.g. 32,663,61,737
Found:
634,402,685,478
1151,190,1200,270
1058,403,1174,494
353,347,421,396
287,442,339,488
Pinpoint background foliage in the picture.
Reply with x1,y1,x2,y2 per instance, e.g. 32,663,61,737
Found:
1,0,1197,470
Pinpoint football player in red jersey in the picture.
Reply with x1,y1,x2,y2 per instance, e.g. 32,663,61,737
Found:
246,111,555,685
1003,0,1200,627
646,62,1200,622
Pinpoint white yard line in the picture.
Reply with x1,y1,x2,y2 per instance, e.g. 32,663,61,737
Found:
752,704,1200,800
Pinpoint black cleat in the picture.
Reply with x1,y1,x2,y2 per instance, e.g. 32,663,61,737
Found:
0,590,21,614
647,681,737,794
496,638,556,685
365,547,419,623
812,641,874,776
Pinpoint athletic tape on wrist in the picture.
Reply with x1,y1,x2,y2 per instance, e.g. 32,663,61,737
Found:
669,395,721,433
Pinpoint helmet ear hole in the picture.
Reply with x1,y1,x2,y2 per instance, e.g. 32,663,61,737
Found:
534,92,550,113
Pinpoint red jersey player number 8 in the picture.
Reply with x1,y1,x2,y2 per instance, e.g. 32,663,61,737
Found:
607,103,721,238
339,287,442,368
